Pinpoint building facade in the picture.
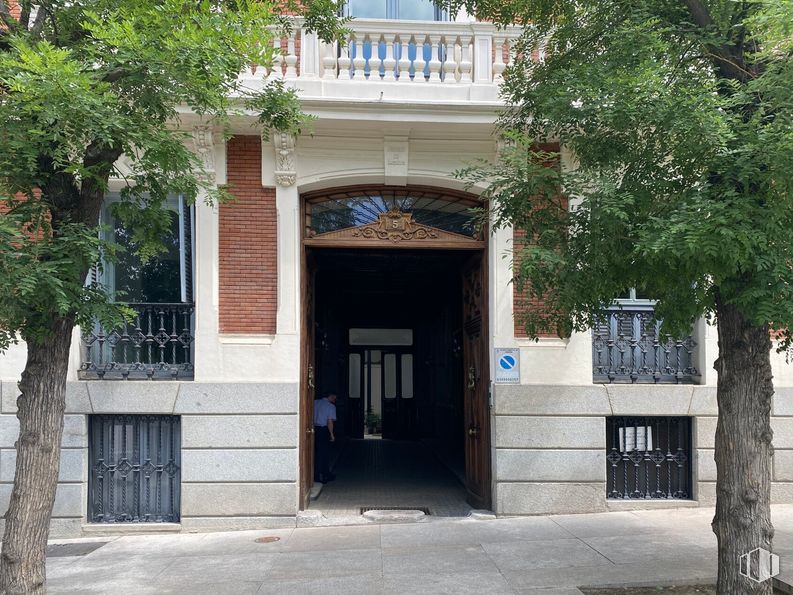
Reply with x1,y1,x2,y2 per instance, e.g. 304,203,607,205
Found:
0,7,792,538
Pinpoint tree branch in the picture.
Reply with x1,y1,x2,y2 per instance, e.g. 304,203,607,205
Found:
20,0,30,29
29,4,47,37
102,67,132,83
679,0,753,83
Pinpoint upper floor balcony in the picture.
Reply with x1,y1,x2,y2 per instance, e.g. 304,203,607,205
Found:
240,19,522,105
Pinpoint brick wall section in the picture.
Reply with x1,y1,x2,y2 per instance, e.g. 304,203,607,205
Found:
513,143,562,339
219,136,278,334
512,229,558,339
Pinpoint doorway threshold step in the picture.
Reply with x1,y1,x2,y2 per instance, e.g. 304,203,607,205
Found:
361,509,427,523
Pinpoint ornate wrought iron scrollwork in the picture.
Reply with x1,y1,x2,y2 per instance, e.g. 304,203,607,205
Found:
89,415,181,523
605,416,691,501
80,303,195,380
592,309,697,384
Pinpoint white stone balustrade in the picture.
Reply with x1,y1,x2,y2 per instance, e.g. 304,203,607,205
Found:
243,19,522,103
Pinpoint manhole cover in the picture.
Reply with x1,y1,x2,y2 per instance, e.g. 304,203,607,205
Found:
255,536,281,544
46,542,106,558
360,506,431,515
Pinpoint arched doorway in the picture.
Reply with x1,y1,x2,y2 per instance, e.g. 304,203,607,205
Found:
299,186,492,514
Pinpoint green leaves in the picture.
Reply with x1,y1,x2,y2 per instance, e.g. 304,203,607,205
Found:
450,0,793,342
251,80,315,139
0,0,342,345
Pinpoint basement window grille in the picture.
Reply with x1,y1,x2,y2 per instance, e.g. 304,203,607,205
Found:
89,415,181,523
606,416,692,500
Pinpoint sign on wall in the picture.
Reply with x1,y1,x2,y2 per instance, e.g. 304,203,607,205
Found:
494,348,520,384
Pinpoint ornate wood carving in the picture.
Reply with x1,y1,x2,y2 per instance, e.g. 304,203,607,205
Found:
305,208,484,248
353,209,437,243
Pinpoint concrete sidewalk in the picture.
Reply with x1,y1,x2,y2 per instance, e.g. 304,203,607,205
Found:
45,505,793,594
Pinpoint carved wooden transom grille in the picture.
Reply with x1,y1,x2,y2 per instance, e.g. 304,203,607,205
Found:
304,187,481,241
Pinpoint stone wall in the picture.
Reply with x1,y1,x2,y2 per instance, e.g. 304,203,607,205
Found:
491,384,793,515
0,381,299,537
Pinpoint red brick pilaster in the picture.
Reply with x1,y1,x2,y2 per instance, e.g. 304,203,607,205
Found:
219,136,277,334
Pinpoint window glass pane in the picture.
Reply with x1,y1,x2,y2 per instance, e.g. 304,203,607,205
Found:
349,328,413,346
349,354,361,399
309,190,478,237
384,353,397,399
113,213,181,303
401,354,413,398
398,0,435,20
370,350,382,413
349,0,386,18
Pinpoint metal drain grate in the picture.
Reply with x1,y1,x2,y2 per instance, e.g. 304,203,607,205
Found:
360,506,431,515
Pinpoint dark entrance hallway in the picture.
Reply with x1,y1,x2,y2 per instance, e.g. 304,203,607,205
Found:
307,249,477,515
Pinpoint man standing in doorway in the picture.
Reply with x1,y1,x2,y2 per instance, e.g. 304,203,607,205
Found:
314,392,337,484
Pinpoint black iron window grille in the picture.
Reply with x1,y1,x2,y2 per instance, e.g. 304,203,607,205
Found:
606,416,692,500
89,415,181,523
80,303,195,380
592,308,697,384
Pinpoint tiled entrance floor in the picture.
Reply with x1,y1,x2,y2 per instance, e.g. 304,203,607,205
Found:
309,439,472,517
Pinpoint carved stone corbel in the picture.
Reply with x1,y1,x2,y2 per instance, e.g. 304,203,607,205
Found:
192,125,216,183
272,131,296,187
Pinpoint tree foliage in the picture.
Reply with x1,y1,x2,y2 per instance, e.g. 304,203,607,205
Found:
446,0,793,343
0,0,343,348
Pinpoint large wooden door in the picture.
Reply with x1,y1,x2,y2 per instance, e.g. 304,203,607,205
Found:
462,251,492,509
299,251,317,508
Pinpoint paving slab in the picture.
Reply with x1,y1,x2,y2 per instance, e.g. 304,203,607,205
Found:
257,574,384,595
282,524,381,552
483,538,613,571
157,551,277,583
267,547,382,580
549,511,658,538
382,544,499,576
380,519,480,548
382,570,514,594
581,533,716,565
461,516,574,543
192,528,295,554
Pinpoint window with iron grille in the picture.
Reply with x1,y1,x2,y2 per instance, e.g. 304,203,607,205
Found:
606,416,692,500
592,290,697,384
89,415,181,523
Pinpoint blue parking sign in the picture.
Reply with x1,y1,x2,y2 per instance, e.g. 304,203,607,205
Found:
494,348,520,384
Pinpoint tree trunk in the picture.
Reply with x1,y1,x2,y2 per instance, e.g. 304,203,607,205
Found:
0,317,73,594
713,296,775,595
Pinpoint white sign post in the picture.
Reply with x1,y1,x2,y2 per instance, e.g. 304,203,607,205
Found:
494,348,520,384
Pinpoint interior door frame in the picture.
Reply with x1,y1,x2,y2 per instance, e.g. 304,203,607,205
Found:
298,187,492,511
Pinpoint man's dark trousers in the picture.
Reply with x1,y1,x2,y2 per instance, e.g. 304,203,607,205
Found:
314,426,331,482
